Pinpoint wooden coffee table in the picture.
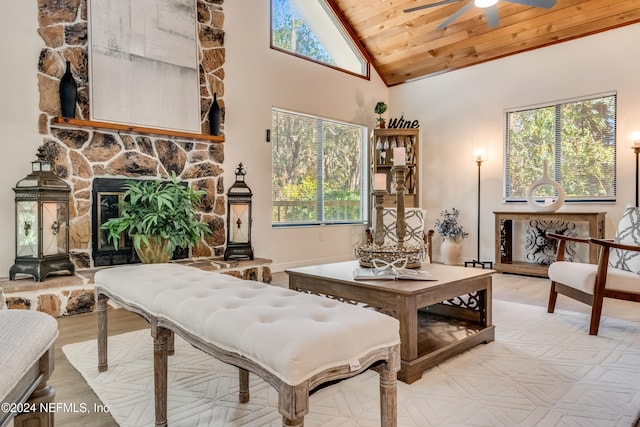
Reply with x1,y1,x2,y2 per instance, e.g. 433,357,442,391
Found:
286,260,495,384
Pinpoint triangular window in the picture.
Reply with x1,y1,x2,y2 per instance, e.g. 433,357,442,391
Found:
271,0,369,78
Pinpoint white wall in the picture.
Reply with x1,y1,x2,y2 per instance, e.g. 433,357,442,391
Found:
224,1,388,271
390,23,640,263
0,2,44,275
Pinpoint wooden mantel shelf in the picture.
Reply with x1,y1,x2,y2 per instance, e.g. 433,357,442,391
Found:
51,117,224,143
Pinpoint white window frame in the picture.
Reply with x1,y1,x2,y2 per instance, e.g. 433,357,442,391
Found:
271,108,369,227
504,92,617,203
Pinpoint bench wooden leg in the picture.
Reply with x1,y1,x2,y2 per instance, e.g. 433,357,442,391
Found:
379,362,398,427
13,410,53,427
14,349,56,427
13,381,56,427
374,344,400,427
279,383,308,427
239,368,250,403
153,327,172,427
282,416,304,427
97,293,109,372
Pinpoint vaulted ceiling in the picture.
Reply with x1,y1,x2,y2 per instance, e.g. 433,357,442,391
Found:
331,0,640,86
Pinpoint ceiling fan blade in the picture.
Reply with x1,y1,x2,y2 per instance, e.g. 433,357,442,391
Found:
485,5,499,28
505,0,557,9
437,1,474,30
403,0,460,13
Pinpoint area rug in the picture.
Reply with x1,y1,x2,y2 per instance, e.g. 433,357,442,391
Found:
63,300,640,426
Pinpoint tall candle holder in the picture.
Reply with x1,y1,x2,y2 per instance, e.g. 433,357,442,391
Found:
355,147,424,269
392,165,408,248
372,189,387,246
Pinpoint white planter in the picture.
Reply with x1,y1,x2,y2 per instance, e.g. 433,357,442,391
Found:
441,237,463,265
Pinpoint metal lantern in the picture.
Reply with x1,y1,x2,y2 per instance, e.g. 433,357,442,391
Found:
10,147,75,281
224,163,254,260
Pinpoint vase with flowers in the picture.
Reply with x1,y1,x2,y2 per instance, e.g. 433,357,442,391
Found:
434,208,468,265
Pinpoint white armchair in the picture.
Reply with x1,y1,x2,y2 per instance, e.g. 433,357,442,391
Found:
547,206,640,335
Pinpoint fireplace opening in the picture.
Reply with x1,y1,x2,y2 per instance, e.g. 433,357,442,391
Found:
91,178,188,267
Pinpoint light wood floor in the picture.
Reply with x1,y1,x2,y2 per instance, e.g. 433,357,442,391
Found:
47,271,640,426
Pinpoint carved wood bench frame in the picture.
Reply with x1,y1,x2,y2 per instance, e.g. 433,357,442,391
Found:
96,286,400,427
0,312,56,427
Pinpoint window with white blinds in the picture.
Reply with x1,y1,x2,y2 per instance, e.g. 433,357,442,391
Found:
271,109,368,226
504,93,616,202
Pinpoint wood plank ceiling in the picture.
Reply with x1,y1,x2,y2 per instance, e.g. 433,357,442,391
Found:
331,0,640,86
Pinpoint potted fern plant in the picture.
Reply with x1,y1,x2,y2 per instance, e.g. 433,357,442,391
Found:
101,172,211,263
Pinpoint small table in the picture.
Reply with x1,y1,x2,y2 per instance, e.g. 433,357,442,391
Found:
286,261,495,384
494,211,606,277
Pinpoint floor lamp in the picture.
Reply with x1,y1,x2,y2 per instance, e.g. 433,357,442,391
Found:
465,144,493,269
632,132,640,207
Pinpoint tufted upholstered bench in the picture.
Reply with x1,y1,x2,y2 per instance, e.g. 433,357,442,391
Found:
94,263,401,427
0,310,57,427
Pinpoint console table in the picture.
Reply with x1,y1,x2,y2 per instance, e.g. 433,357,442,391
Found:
494,211,606,277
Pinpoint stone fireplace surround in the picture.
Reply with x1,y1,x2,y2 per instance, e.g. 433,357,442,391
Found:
36,0,227,269
0,0,278,317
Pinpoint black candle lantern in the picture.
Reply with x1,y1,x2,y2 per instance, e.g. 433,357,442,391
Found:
10,147,75,281
224,163,254,260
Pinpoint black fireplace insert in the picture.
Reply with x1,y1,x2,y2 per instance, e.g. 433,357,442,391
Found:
91,178,187,267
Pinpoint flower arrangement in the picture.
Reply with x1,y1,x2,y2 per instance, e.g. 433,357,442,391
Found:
434,208,469,239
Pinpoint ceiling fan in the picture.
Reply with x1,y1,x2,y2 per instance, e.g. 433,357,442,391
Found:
404,0,557,30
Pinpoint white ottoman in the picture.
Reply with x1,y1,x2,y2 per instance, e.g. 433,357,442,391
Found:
95,263,400,427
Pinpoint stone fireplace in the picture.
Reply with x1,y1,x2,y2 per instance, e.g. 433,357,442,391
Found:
41,131,227,269
35,0,227,270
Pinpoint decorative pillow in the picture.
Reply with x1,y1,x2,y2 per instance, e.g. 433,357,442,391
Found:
380,208,425,247
609,205,640,275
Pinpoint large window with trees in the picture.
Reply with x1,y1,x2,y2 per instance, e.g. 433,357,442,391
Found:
272,109,368,226
271,0,369,78
505,93,616,202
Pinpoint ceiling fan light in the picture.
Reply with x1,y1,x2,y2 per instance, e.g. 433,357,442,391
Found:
475,0,498,7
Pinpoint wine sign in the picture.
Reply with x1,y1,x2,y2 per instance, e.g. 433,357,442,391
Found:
388,115,419,129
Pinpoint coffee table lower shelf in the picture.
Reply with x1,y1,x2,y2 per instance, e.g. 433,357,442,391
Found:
400,310,495,383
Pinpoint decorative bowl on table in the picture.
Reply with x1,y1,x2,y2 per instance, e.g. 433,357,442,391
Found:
355,243,426,269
